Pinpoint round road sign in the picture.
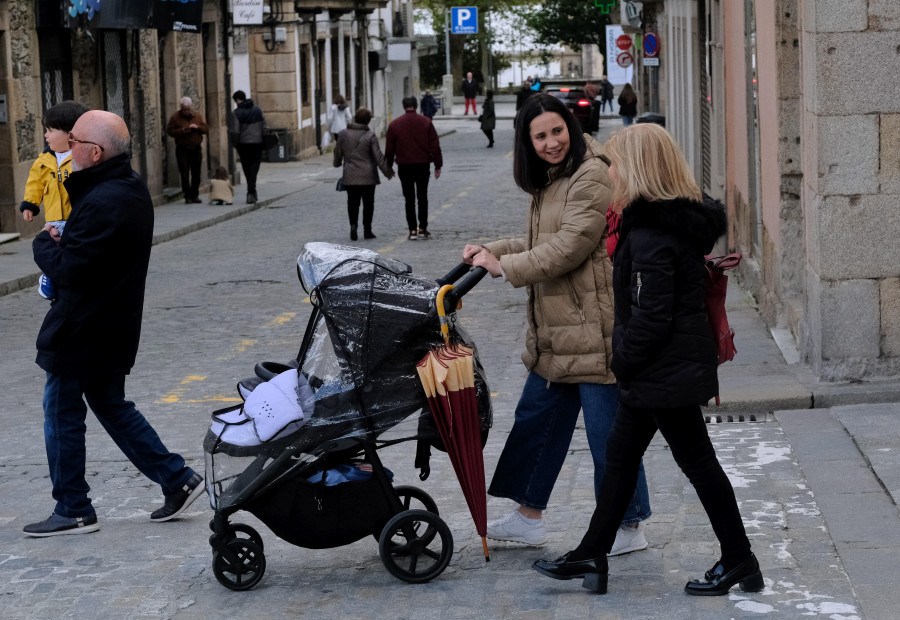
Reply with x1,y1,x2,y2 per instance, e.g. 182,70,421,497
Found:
643,32,660,57
617,51,634,68
616,34,632,51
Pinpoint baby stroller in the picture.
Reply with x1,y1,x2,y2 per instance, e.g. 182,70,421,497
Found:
204,243,492,590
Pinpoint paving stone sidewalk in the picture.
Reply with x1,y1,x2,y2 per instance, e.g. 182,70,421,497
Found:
0,119,897,618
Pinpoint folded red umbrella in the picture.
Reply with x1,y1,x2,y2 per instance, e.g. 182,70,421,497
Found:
417,343,489,561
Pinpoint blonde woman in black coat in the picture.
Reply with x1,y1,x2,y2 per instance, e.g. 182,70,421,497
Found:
532,123,763,597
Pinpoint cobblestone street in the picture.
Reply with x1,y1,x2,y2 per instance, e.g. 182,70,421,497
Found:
0,121,868,618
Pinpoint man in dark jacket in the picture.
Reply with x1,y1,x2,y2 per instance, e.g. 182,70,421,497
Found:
230,90,265,204
461,71,479,115
166,96,209,204
26,110,203,537
385,97,443,240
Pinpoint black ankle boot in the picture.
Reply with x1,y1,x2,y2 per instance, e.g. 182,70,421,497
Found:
364,229,376,239
532,552,609,594
684,553,763,596
350,225,358,241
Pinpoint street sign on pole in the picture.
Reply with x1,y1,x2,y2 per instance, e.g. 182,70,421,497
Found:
616,34,632,51
643,31,660,57
451,7,478,34
617,51,634,68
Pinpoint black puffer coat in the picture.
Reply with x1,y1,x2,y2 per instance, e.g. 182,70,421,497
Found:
611,195,727,408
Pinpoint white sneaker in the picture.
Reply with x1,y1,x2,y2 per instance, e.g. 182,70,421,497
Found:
608,523,648,556
486,510,548,545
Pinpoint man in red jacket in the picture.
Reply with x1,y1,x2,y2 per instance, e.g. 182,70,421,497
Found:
385,97,443,240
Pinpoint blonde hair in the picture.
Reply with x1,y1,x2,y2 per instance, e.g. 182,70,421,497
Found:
605,123,702,210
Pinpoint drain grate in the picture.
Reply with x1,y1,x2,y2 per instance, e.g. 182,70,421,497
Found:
704,412,774,424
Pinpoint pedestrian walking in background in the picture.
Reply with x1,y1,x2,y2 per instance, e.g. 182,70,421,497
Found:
532,123,763,597
26,110,204,538
166,96,209,205
515,79,534,129
333,107,394,241
229,90,265,204
618,83,637,126
600,76,616,114
326,94,352,143
209,166,234,205
385,96,443,241
420,89,439,119
462,93,651,552
20,100,88,302
479,90,496,148
461,71,479,115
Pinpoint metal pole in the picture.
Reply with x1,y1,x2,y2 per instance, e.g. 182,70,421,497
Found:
445,6,451,75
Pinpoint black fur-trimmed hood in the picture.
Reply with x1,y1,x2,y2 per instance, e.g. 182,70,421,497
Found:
621,194,727,253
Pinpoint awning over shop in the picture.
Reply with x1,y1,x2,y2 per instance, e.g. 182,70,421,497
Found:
37,0,203,32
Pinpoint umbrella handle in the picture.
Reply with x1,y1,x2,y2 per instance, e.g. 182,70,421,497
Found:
445,266,488,306
436,284,455,344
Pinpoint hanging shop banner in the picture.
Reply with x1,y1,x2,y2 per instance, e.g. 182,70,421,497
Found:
605,25,634,85
62,0,203,32
155,0,204,33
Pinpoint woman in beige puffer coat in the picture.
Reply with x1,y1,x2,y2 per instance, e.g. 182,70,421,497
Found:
463,93,651,552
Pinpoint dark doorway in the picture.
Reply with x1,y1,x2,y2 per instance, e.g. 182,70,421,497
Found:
38,30,74,111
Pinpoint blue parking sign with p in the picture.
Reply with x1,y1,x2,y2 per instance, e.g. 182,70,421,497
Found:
451,7,478,34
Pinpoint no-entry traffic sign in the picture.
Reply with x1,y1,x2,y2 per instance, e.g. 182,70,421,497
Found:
616,34,632,51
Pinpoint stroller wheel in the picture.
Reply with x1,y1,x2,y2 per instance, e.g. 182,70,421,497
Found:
375,486,440,545
393,485,438,514
212,539,266,591
378,509,453,584
226,523,265,551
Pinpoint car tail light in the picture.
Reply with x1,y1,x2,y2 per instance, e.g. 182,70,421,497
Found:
560,88,570,92
577,99,591,107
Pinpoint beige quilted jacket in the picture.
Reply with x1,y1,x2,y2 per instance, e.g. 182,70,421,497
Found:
483,134,615,384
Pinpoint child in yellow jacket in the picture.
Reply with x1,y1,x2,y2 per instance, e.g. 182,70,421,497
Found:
20,101,88,300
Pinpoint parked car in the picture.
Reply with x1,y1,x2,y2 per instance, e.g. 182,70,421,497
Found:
542,86,600,133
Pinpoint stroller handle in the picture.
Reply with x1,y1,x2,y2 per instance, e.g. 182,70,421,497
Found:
441,264,488,310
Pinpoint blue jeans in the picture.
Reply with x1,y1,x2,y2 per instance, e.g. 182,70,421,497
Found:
622,116,635,127
43,372,194,518
488,372,651,524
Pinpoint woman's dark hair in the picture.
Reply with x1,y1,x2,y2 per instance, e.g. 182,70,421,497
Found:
353,107,372,125
42,100,89,132
619,83,637,104
213,166,229,181
486,90,494,99
513,93,587,196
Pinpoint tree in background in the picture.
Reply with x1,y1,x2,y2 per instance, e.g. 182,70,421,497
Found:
416,0,523,92
524,0,612,62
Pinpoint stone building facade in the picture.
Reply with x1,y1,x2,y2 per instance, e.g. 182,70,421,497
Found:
616,0,900,380
0,0,396,238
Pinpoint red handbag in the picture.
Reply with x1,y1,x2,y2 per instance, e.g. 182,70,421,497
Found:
704,253,742,404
